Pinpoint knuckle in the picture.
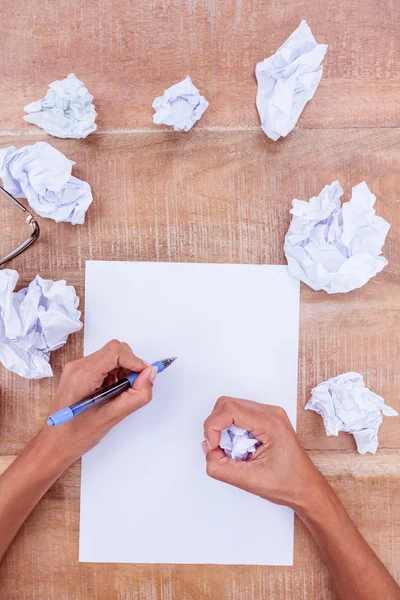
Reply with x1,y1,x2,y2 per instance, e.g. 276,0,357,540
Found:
206,459,218,480
266,404,287,419
106,339,122,353
121,341,134,354
203,417,213,433
267,406,290,429
223,398,238,413
218,395,229,404
275,406,288,420
214,395,229,409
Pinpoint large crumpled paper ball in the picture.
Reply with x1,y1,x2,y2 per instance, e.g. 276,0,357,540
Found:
284,181,390,293
256,20,328,141
305,372,398,454
0,269,82,379
0,142,93,224
24,73,97,139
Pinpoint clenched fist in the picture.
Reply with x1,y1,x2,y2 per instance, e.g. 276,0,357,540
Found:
203,396,329,517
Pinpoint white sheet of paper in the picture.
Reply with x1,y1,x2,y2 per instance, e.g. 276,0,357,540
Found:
80,261,300,565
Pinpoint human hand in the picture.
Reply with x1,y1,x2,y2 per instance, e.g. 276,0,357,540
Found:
38,340,157,468
203,396,330,516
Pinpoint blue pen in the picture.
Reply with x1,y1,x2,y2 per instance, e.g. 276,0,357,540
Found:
47,357,177,426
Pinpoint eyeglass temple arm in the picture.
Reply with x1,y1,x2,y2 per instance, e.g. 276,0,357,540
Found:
0,219,40,266
1,185,32,214
0,186,40,267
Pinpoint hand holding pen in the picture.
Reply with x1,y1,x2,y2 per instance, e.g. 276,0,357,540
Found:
48,356,176,426
41,340,170,466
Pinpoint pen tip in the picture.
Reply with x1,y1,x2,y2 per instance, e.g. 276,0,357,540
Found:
161,357,177,369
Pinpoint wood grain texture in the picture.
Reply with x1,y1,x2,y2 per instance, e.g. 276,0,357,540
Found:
0,0,399,132
1,129,399,453
0,453,399,600
0,0,399,598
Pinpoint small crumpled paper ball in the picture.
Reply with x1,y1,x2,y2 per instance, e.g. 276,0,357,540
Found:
0,269,83,379
152,76,209,132
0,142,93,224
220,425,260,460
284,181,390,294
24,73,97,139
305,372,398,454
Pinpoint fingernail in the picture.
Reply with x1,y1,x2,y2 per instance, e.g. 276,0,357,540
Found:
143,360,151,366
201,441,208,457
206,436,212,451
149,366,158,383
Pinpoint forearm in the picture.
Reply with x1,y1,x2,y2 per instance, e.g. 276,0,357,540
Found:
298,478,400,600
0,430,70,561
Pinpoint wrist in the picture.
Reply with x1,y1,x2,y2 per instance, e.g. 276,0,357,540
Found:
291,469,337,520
296,473,346,533
28,428,77,476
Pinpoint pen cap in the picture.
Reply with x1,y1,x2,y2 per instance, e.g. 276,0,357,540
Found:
47,406,74,426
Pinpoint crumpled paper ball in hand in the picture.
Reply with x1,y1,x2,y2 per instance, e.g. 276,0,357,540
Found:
152,76,209,132
284,181,390,294
305,372,398,454
220,425,260,460
0,270,83,379
24,73,97,139
256,20,328,141
0,142,93,224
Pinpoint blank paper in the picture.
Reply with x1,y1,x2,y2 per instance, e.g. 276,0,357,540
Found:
80,261,300,565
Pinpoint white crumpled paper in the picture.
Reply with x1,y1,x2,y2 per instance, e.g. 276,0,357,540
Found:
284,181,390,294
152,76,209,132
0,142,93,224
0,270,82,379
306,372,398,454
220,425,260,460
256,20,328,141
24,73,97,139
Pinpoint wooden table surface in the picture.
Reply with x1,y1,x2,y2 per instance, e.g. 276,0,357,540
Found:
0,1,399,598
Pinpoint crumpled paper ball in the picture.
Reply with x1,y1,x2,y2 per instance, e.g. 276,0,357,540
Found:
220,425,260,460
256,20,328,141
0,142,93,224
152,76,209,132
0,269,82,379
24,73,97,139
305,372,398,454
284,181,390,293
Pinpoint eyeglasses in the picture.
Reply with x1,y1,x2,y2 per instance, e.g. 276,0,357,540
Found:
0,185,40,266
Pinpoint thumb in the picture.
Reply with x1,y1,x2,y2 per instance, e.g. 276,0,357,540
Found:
109,366,157,419
203,444,233,483
132,365,158,391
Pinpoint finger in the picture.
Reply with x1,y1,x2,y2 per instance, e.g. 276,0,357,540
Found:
204,398,268,450
205,447,241,483
105,366,156,421
102,367,120,388
132,366,158,391
84,340,147,380
202,444,226,460
60,340,147,400
213,395,267,414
